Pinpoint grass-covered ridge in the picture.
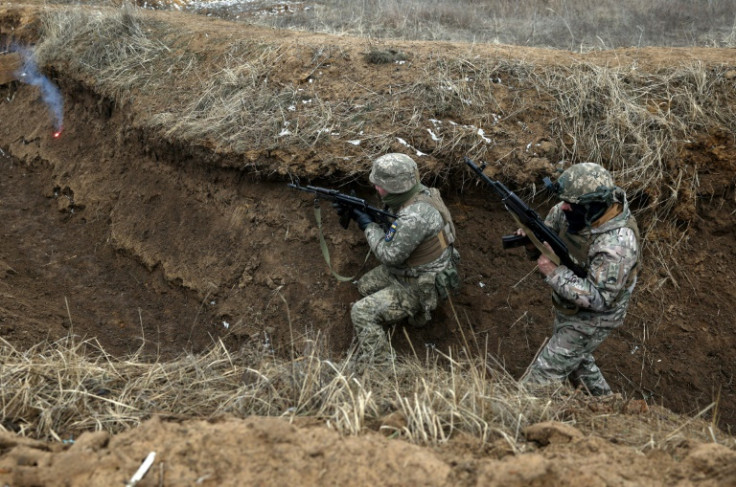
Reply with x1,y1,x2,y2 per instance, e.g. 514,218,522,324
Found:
32,5,735,235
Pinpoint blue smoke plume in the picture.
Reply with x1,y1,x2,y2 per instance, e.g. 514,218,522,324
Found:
13,46,64,132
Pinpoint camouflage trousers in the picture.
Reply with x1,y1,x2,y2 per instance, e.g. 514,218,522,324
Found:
522,310,618,396
350,265,430,366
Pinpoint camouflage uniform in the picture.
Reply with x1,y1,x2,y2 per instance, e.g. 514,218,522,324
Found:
350,154,460,366
523,163,640,395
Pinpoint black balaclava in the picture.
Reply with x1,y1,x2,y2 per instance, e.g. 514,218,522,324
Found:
564,201,609,234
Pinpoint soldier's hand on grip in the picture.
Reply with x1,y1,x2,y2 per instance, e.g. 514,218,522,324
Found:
351,208,374,231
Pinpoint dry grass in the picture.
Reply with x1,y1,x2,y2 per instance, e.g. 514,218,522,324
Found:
246,0,736,50
34,5,186,102
1,334,729,450
150,41,294,149
397,55,733,239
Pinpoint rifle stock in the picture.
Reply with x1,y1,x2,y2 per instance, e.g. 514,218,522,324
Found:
464,157,587,278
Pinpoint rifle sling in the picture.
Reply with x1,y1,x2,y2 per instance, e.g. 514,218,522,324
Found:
314,203,371,282
509,213,561,266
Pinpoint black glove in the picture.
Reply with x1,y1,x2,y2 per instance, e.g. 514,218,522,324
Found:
352,208,374,231
332,201,347,216
332,202,351,229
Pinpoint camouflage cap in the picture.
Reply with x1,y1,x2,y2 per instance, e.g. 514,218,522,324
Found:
556,162,615,205
369,153,419,194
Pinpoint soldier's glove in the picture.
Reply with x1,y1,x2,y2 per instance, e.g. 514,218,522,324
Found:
332,201,346,214
332,202,351,229
351,208,374,231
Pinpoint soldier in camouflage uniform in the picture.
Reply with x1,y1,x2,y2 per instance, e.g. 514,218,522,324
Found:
347,153,460,367
520,162,640,395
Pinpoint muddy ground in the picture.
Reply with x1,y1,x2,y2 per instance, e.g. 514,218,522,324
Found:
0,2,735,485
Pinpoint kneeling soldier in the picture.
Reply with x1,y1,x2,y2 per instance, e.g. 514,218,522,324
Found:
349,153,460,367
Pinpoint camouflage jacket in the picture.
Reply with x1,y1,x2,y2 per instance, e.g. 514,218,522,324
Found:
544,192,639,318
364,186,455,277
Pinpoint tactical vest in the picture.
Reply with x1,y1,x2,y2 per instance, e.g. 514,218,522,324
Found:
401,188,457,267
553,204,640,314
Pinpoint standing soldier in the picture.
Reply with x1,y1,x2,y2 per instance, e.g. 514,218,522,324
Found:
347,153,460,368
521,162,640,395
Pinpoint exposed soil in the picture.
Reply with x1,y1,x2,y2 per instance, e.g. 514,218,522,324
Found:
2,414,736,487
1,2,736,485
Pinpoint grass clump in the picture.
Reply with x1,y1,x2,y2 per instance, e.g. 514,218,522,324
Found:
364,48,408,64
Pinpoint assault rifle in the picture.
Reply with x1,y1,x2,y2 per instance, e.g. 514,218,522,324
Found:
464,157,587,278
288,183,396,231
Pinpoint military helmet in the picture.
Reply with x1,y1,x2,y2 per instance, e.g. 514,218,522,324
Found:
556,162,615,205
369,153,419,194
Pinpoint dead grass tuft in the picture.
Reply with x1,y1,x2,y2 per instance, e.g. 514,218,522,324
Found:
35,4,183,102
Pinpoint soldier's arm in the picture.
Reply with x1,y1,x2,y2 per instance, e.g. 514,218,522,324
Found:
545,227,638,311
364,204,439,266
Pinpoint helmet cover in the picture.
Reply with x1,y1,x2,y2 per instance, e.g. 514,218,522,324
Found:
556,162,615,205
369,153,419,194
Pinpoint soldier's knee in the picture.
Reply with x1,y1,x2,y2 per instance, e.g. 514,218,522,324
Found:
355,279,371,297
350,297,376,329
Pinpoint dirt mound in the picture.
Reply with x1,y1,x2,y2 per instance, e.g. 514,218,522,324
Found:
1,2,736,485
1,415,735,486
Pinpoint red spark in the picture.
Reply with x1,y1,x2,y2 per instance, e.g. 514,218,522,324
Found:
53,129,62,138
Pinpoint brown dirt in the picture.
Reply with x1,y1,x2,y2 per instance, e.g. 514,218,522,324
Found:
1,2,736,485
2,414,736,487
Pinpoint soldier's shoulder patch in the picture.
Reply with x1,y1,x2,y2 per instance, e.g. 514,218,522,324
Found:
385,222,398,242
